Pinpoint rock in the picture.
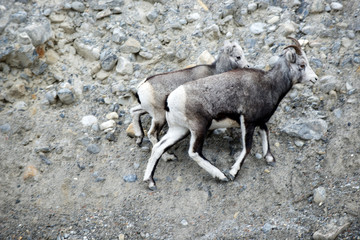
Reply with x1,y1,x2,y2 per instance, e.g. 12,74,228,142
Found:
112,28,126,44
279,21,297,36
186,13,200,23
120,37,141,54
14,101,28,111
281,118,328,140
24,18,52,46
203,24,221,40
96,8,112,20
23,165,39,180
71,1,86,12
249,22,266,35
123,174,137,182
310,0,325,13
317,75,341,93
139,51,153,60
126,123,135,138
32,61,48,75
100,49,118,71
81,115,98,127
57,89,75,105
180,219,189,226
197,50,215,65
105,132,116,141
87,144,101,154
9,82,26,97
294,140,304,147
330,2,343,11
0,123,11,133
313,219,351,240
49,12,66,23
96,70,110,81
74,38,101,61
115,57,133,75
10,11,27,24
100,120,116,130
106,112,119,120
147,9,158,22
5,44,37,68
313,186,326,204
267,16,280,25
45,49,59,65
248,2,257,12
262,223,274,233
45,90,57,104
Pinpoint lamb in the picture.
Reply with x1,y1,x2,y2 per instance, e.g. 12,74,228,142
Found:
143,37,319,190
129,40,250,153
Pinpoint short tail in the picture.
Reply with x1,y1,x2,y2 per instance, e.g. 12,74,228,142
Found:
135,92,141,104
164,94,170,112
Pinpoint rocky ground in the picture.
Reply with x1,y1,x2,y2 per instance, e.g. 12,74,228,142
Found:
0,0,359,239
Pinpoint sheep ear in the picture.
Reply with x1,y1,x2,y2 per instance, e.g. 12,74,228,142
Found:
285,49,296,63
223,40,232,54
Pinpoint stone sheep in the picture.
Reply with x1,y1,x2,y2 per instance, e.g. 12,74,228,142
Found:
143,38,319,190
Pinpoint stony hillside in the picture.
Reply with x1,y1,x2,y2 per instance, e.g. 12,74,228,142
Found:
0,0,359,239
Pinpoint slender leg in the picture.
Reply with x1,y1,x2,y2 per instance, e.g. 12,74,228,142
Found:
187,126,228,181
129,105,147,146
229,116,255,178
143,126,189,190
259,124,275,164
148,113,177,162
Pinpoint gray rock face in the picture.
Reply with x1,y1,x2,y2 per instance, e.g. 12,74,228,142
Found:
71,1,86,12
120,37,141,54
100,49,118,71
281,118,328,140
24,18,52,46
57,89,75,105
116,56,133,75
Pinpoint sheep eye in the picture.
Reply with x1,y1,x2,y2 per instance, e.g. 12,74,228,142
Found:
236,56,241,60
300,64,306,70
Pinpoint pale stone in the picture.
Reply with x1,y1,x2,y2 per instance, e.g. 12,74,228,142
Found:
106,112,119,120
45,49,59,65
120,37,141,54
100,120,116,130
81,115,98,127
126,123,135,137
197,50,215,65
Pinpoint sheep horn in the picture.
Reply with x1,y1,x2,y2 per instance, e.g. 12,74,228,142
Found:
284,45,302,55
287,37,301,48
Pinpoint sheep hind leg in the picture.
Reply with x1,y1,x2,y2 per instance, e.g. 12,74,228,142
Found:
143,126,189,190
129,105,147,146
188,128,228,182
148,115,177,162
259,124,276,166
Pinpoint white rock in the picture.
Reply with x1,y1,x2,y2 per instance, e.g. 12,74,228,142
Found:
197,50,215,65
247,2,257,12
249,22,266,35
314,186,326,204
116,57,133,75
330,2,343,11
267,16,280,25
186,13,200,23
81,115,98,127
106,112,119,120
14,101,28,111
100,120,116,131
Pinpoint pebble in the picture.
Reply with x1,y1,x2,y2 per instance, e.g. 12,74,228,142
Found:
262,223,273,233
123,174,137,182
14,101,28,111
147,9,158,23
100,50,118,71
100,120,116,131
330,2,343,11
106,112,119,120
126,123,135,138
255,153,262,159
313,186,326,204
180,219,189,226
87,144,101,154
197,50,215,65
71,1,86,12
105,132,116,141
294,140,304,147
81,115,98,127
0,123,11,133
120,37,141,54
116,57,133,75
249,22,266,35
313,219,351,240
57,89,75,105
23,165,39,180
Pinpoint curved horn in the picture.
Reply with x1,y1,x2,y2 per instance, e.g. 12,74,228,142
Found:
287,37,301,48
284,45,302,55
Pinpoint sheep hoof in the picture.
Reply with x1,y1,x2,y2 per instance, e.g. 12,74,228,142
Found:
223,170,235,181
267,161,276,167
136,137,143,147
148,185,157,191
